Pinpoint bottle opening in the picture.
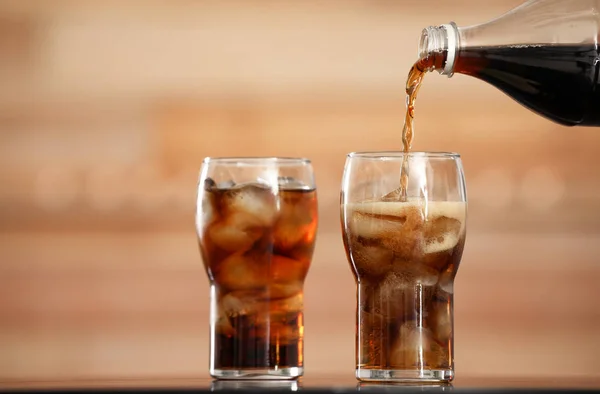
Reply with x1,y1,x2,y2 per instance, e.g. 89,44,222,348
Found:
419,26,446,60
418,23,459,77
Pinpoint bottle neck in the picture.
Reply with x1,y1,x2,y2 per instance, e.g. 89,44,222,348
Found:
418,22,460,77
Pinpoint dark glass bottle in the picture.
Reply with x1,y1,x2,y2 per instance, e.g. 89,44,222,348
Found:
419,0,600,127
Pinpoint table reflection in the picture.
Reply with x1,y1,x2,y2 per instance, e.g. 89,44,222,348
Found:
210,380,300,391
209,379,455,392
356,382,454,392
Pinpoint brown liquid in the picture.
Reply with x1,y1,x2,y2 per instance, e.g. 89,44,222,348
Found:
454,44,600,126
399,57,435,201
198,181,318,371
342,200,466,371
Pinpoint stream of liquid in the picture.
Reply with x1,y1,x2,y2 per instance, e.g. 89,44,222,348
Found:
398,57,432,201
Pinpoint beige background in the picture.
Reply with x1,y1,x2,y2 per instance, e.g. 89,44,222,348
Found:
1,0,599,383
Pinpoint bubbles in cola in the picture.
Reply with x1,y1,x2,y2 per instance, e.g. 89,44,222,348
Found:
198,177,318,371
344,196,466,372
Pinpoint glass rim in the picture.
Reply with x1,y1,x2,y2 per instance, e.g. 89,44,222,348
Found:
202,157,312,165
347,151,461,159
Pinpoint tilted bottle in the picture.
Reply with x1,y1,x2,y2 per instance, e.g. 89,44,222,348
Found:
419,0,600,126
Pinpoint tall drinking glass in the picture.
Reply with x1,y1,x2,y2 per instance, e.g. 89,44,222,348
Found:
196,157,318,380
340,152,467,383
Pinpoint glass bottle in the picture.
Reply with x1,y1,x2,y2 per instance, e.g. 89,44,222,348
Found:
418,0,600,126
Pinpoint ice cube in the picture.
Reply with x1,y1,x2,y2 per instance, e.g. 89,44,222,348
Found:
428,298,452,344
437,269,455,295
273,221,305,251
423,216,462,254
392,261,439,317
268,281,303,299
216,252,306,295
273,195,316,251
203,177,217,191
277,176,308,190
284,242,316,268
215,309,235,336
370,266,438,321
225,183,277,227
208,211,265,253
215,290,268,336
243,293,304,345
220,290,266,317
198,178,220,229
392,260,440,287
199,192,217,230
215,252,269,290
348,202,426,260
381,215,424,260
217,180,236,189
421,250,454,272
389,323,431,368
349,211,407,240
270,254,309,286
389,323,449,369
368,273,411,320
428,342,450,369
220,291,303,319
349,239,394,278
242,294,304,340
268,292,304,315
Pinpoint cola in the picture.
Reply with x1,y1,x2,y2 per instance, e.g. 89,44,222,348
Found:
343,199,466,373
413,42,600,128
454,44,600,127
198,179,318,374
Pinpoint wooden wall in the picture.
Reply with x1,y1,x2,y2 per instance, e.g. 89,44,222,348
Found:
1,0,599,383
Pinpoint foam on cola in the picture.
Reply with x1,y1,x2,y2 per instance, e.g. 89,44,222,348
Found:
343,198,466,371
198,177,318,371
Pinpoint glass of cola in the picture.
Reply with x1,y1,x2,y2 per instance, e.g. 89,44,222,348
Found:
340,152,467,383
196,157,318,380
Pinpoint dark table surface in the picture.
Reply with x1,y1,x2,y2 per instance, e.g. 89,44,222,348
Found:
2,375,600,393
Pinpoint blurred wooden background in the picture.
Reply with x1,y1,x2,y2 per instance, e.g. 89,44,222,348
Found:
1,0,600,383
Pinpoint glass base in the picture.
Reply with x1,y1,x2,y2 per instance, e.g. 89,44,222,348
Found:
211,380,300,391
211,367,303,380
356,368,454,383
